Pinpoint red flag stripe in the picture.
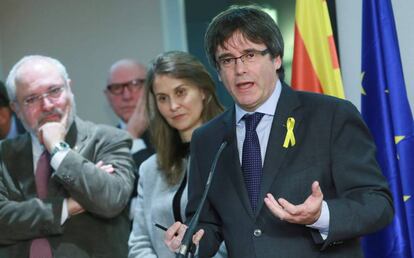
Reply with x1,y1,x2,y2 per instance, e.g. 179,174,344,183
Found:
291,24,323,94
328,35,340,69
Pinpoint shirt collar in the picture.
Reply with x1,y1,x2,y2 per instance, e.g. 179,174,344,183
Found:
235,80,282,124
31,132,44,160
30,133,45,153
118,120,127,130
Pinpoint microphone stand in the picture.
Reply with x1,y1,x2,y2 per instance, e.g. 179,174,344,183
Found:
176,141,228,258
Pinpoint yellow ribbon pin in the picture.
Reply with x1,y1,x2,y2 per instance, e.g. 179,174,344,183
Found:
283,117,296,148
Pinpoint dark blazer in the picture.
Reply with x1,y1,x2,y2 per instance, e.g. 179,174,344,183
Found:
115,124,154,170
131,130,155,168
116,128,154,200
131,130,155,186
14,114,26,135
187,84,393,258
0,117,135,258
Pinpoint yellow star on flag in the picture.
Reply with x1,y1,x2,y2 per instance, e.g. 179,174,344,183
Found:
360,72,366,95
395,136,405,144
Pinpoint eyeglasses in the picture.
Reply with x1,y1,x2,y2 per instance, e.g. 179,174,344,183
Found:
22,85,66,107
106,78,145,95
217,49,270,69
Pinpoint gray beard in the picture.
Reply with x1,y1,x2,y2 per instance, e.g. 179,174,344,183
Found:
21,98,77,137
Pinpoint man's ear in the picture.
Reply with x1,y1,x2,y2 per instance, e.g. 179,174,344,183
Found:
273,56,282,70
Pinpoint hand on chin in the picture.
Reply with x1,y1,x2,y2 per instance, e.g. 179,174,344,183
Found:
37,121,66,152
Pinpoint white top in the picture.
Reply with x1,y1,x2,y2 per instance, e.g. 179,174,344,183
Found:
128,154,227,258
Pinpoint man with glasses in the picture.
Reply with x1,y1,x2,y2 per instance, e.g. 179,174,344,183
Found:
105,59,154,218
0,80,25,139
165,5,393,258
0,55,135,258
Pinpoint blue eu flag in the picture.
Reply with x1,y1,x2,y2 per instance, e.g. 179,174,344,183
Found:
361,0,414,257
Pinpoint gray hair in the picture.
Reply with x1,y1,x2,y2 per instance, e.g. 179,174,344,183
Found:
5,55,70,102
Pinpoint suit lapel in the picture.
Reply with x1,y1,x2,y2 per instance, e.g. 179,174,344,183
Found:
221,108,256,219
15,115,26,134
219,85,305,217
4,134,37,198
66,117,88,153
256,84,303,214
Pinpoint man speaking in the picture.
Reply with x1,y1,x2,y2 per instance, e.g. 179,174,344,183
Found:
165,5,394,258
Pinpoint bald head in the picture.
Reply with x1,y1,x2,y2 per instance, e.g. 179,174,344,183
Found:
105,59,147,122
107,59,146,86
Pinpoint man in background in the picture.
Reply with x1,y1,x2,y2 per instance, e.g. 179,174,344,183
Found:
106,59,154,166
105,59,155,218
0,80,25,139
0,55,135,258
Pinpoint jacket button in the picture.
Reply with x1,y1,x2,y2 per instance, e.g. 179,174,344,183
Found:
253,229,262,237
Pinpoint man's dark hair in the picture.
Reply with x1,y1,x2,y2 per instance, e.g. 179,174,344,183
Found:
204,5,285,80
0,81,10,108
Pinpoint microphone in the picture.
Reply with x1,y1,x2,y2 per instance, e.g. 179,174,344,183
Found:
177,138,229,258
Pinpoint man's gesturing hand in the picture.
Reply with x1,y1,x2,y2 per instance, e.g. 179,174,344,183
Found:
264,181,323,225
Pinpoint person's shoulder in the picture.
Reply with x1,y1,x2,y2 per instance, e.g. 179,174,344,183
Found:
0,137,13,151
0,132,29,152
14,114,26,134
295,90,357,112
295,90,344,104
195,108,231,136
138,154,164,184
78,117,131,139
0,133,30,160
138,153,157,173
290,91,364,127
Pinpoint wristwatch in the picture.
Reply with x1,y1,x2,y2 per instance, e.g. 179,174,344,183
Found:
50,141,70,157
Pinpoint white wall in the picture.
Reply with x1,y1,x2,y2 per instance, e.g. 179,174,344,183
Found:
0,0,167,125
337,0,414,114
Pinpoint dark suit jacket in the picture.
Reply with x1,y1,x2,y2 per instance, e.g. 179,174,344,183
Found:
0,117,135,258
187,84,394,258
115,124,154,165
114,125,154,200
3,114,26,140
14,114,26,135
131,130,155,168
131,131,155,197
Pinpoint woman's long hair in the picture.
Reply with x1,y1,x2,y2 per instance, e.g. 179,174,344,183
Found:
146,51,224,185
